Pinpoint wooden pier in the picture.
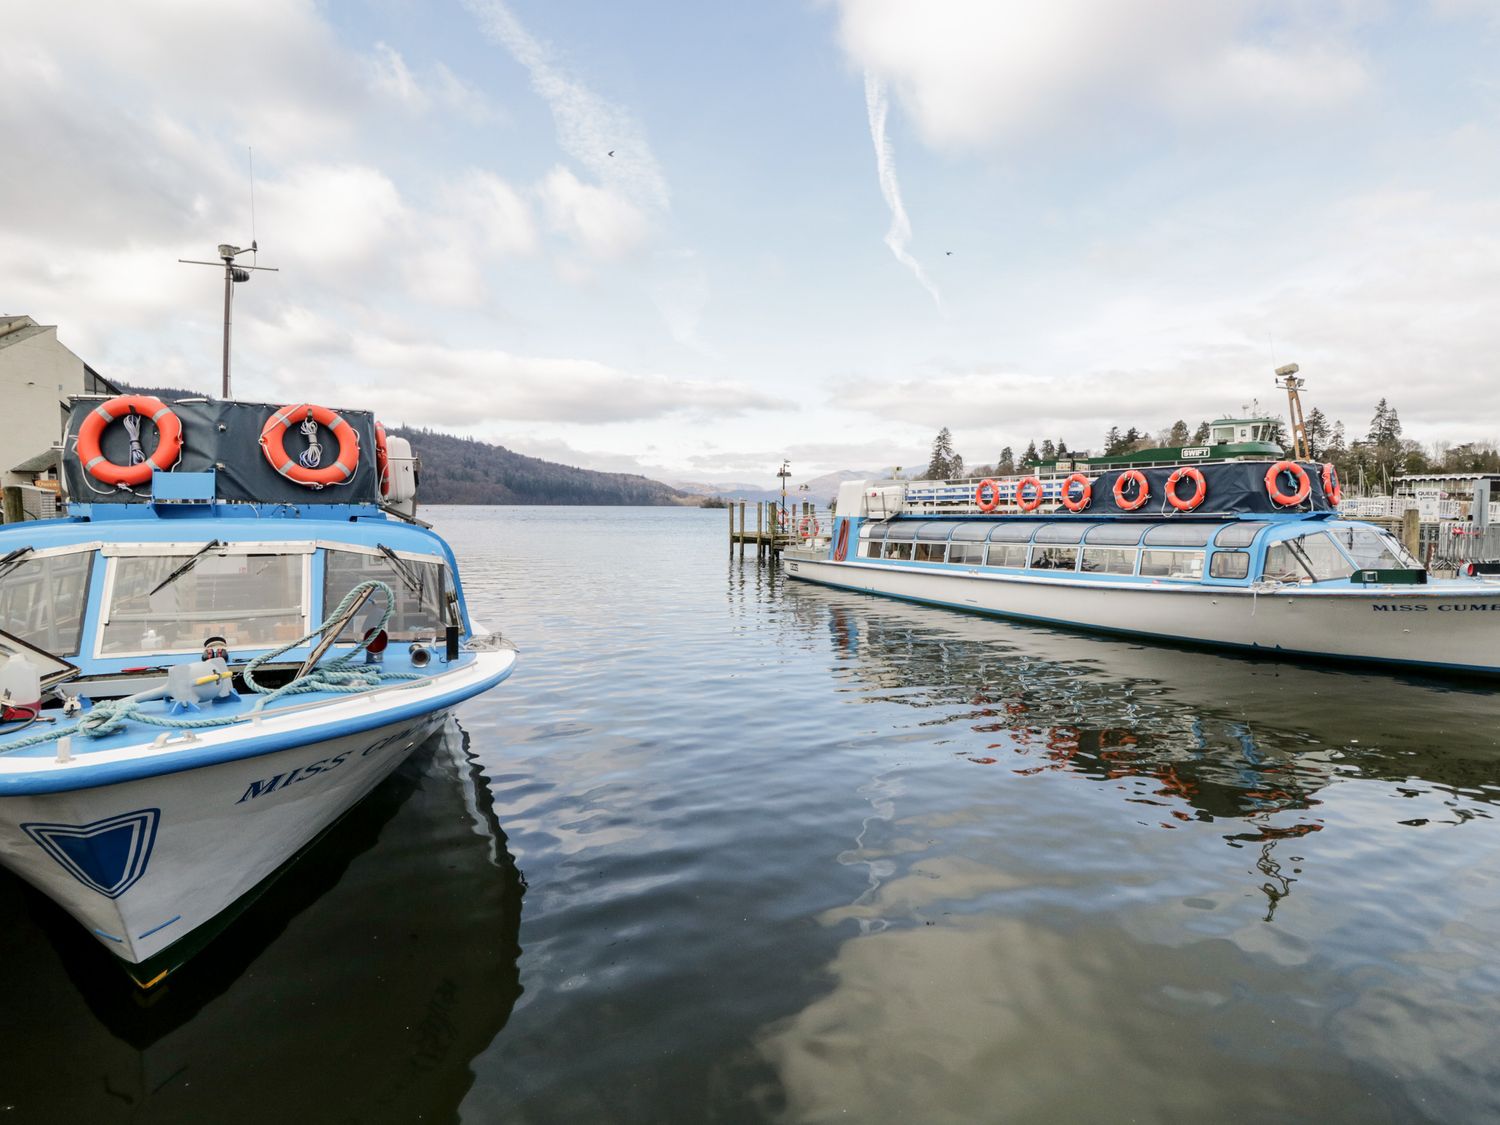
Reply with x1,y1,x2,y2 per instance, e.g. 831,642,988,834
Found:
728,500,822,562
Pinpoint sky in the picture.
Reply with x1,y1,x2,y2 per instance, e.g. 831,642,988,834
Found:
2,0,1498,488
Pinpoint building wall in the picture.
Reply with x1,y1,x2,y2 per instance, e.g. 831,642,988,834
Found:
0,318,94,492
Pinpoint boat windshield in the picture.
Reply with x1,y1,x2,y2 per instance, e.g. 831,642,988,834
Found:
0,550,92,657
1262,532,1355,583
101,549,307,656
1327,525,1422,570
324,548,448,641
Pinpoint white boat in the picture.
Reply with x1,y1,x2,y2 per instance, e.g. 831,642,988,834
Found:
0,394,516,985
783,461,1500,676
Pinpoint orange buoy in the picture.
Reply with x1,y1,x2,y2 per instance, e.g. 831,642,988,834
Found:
1113,469,1150,511
374,421,391,497
1016,476,1044,512
75,395,183,488
975,478,1001,512
1321,462,1342,506
1265,461,1311,507
1060,472,1092,512
1165,466,1207,511
260,404,360,489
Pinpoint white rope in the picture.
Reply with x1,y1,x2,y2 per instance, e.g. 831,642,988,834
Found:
298,413,323,468
122,412,146,465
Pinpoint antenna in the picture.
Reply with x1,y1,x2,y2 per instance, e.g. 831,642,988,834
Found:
179,242,278,398
248,147,258,255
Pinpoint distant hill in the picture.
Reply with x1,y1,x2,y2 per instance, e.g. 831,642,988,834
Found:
679,469,877,505
120,386,692,506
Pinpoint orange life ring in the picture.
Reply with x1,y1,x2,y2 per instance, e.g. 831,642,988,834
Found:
1113,469,1150,511
798,515,820,539
1016,476,1044,512
374,421,391,497
260,403,360,489
1061,472,1092,512
1266,461,1311,507
1165,466,1206,511
833,520,850,561
975,478,1001,512
1322,462,1342,506
75,394,183,487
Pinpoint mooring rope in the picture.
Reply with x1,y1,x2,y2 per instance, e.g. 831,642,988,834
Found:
0,580,425,754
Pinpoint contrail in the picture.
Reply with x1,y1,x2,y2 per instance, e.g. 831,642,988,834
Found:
864,72,941,308
462,0,670,213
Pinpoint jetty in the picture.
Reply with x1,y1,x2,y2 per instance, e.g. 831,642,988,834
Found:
728,500,829,562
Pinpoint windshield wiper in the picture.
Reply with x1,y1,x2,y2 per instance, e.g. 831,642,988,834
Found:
376,543,422,594
0,547,34,583
148,539,224,597
1284,537,1319,581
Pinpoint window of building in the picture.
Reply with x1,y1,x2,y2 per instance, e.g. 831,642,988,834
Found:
1028,546,1079,571
1080,547,1136,575
1139,550,1203,580
1209,551,1249,579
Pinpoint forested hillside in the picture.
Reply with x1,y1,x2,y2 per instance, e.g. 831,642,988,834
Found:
120,386,691,505
386,426,689,505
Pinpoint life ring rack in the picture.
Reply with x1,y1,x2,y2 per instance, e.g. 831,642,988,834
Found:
75,394,184,488
1265,461,1311,507
260,403,360,490
1165,466,1207,511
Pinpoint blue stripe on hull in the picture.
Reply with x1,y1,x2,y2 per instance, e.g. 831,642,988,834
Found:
787,566,1500,678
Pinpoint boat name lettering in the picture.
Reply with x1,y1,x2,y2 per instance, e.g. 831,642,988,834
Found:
1437,603,1500,612
237,752,352,804
1370,604,1428,612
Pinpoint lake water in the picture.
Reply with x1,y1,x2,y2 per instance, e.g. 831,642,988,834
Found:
5,505,1500,1122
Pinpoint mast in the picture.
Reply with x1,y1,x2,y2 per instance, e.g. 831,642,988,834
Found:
179,243,278,397
1274,363,1310,461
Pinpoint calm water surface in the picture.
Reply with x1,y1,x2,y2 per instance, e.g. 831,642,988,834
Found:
5,506,1500,1122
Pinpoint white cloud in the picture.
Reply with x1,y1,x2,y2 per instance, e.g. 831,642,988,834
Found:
462,0,670,213
864,73,942,307
834,0,1372,150
537,167,649,260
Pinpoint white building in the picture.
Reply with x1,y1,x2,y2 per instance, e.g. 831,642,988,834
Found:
0,315,119,520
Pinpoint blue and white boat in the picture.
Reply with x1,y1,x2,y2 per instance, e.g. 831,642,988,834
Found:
0,394,516,985
784,460,1500,676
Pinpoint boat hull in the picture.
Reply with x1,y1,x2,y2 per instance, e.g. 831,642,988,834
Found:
784,554,1500,675
0,710,449,970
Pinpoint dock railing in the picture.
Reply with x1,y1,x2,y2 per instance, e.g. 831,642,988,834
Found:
728,500,835,562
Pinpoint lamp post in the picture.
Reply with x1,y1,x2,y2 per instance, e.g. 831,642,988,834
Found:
777,460,792,535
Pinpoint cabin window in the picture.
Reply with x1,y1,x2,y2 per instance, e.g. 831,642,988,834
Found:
913,542,945,562
987,522,1034,543
1328,526,1420,570
1215,522,1267,548
1028,546,1079,571
1209,551,1250,579
1139,550,1203,580
948,542,984,565
986,542,1027,568
325,550,448,640
1080,547,1136,575
859,540,881,558
1142,524,1215,547
885,541,913,561
1261,533,1354,583
101,551,306,656
0,550,92,657
1084,523,1152,546
1033,523,1087,544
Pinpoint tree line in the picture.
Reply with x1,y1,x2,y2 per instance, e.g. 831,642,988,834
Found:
921,400,1500,493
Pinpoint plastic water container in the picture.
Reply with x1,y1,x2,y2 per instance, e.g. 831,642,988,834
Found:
0,653,42,719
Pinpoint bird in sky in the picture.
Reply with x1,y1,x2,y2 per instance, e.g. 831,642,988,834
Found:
608,150,615,157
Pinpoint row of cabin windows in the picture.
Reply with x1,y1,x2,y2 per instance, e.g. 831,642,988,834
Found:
860,537,1248,580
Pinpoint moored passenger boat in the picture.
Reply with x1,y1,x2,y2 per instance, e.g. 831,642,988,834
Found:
783,460,1500,675
0,394,516,985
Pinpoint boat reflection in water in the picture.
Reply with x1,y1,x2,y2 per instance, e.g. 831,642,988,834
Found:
761,583,1500,1122
0,720,524,1123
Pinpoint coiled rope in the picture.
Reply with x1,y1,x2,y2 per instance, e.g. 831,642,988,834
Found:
0,580,425,754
